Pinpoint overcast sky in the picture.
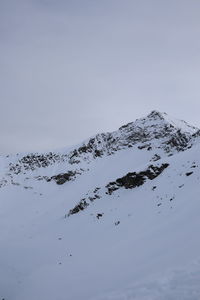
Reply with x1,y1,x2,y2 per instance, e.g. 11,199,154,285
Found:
1,0,200,154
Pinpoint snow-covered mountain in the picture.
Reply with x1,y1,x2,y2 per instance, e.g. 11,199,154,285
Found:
1,111,200,300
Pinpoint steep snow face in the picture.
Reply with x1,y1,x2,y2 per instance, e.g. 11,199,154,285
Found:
1,111,200,300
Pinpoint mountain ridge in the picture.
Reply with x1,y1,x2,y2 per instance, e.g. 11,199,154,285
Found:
1,111,200,300
1,110,199,175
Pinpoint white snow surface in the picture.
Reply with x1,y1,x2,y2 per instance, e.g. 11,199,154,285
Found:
1,111,200,300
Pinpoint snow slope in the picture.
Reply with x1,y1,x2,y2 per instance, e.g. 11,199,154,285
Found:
1,111,200,300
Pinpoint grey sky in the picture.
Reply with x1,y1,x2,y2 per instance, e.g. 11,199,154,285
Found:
1,0,200,154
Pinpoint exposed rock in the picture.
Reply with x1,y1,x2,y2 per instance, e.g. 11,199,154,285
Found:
67,186,102,216
185,172,193,176
51,171,76,185
106,163,169,195
151,154,161,161
9,152,67,174
96,213,103,219
138,144,152,150
68,199,89,216
115,221,120,226
165,130,191,152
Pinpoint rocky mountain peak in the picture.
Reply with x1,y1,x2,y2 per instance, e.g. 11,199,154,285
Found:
137,110,198,135
1,111,199,180
146,110,166,120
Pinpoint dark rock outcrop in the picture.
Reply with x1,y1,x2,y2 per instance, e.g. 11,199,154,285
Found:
51,171,77,185
106,163,169,195
68,199,89,216
68,163,169,216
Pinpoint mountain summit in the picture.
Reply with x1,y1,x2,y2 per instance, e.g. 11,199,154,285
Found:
1,111,198,181
1,112,200,300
